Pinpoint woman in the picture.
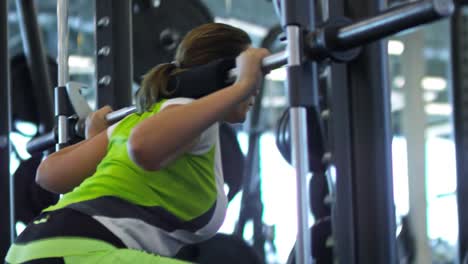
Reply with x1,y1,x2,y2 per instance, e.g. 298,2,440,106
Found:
5,23,269,263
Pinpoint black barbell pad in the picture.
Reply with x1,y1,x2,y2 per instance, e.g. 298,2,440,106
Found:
164,58,236,99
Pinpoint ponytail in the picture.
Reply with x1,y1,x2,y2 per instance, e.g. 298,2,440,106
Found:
135,62,177,113
135,23,252,114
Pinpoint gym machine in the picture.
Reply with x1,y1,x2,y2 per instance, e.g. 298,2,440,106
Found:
8,0,453,263
0,0,12,260
451,2,468,262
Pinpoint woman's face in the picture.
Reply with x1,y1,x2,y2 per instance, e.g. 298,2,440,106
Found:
223,96,255,123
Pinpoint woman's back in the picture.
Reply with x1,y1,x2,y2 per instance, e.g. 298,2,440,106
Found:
44,99,228,256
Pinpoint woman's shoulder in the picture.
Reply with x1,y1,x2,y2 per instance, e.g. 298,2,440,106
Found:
159,97,195,110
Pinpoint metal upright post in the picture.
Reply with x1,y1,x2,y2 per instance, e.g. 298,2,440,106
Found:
56,0,70,150
400,31,431,264
0,0,13,259
344,0,397,262
325,0,452,262
57,0,68,88
95,0,132,109
328,61,357,264
15,0,54,133
281,0,319,263
326,0,357,260
450,5,468,262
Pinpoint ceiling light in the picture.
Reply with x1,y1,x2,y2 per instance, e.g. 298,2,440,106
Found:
423,91,438,102
425,103,452,115
68,55,95,74
393,76,405,88
388,40,404,55
421,76,447,91
266,67,287,82
391,91,405,112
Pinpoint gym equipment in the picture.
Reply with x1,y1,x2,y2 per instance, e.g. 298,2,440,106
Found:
10,53,60,229
41,0,453,155
275,107,326,174
278,1,453,263
2,0,58,256
13,154,59,225
275,98,332,220
32,0,453,151
287,217,333,264
61,1,454,262
396,215,415,263
272,0,281,20
10,53,57,128
276,106,332,224
233,25,284,263
15,0,55,133
26,58,238,153
219,123,245,201
0,0,11,257
132,0,213,83
451,5,468,261
8,0,454,262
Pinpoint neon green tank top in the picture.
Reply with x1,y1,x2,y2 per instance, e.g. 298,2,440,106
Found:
43,99,228,256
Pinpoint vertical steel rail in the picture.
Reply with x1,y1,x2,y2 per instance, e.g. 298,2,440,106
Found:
15,0,54,133
95,0,132,109
57,0,68,87
343,0,397,262
281,0,319,263
0,0,13,259
450,5,468,262
56,0,69,150
288,29,311,264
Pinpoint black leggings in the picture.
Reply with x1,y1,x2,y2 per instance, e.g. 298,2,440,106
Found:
6,208,125,264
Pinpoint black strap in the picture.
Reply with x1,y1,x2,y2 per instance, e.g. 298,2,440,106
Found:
14,208,125,248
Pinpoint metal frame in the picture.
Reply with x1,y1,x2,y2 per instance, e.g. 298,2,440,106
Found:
56,0,70,150
234,75,267,262
324,0,358,261
15,0,54,133
0,0,12,259
329,0,406,262
280,0,318,263
329,62,357,263
451,5,468,262
95,0,133,109
343,0,398,262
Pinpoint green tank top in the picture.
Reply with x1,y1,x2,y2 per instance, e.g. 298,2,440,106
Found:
43,98,228,256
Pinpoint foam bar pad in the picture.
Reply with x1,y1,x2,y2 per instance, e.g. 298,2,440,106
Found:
165,58,236,99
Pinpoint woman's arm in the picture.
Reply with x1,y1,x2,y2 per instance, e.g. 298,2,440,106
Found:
36,106,113,194
36,132,108,194
128,48,269,170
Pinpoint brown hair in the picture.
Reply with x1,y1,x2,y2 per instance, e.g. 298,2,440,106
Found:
135,23,251,113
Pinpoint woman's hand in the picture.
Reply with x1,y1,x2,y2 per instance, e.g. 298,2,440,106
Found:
85,105,113,139
234,47,270,99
